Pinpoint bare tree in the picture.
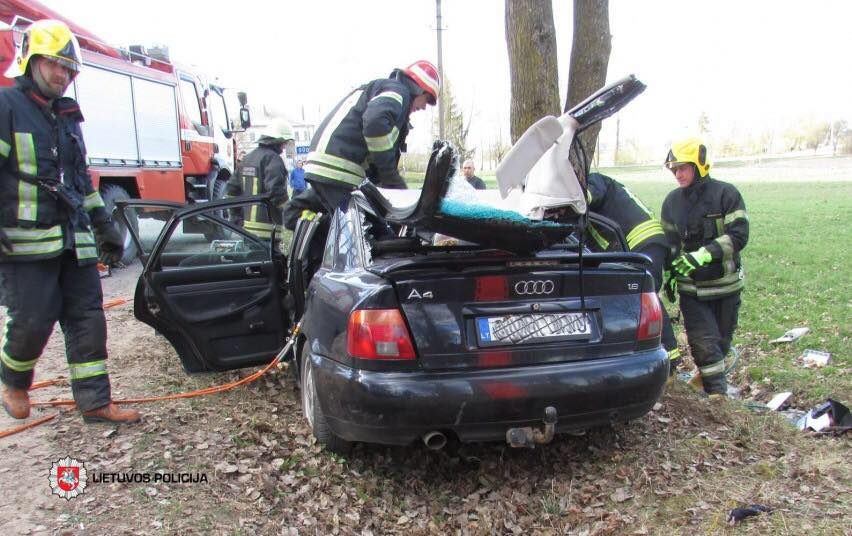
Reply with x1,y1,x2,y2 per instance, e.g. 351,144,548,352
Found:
444,80,474,162
505,0,561,143
565,0,611,162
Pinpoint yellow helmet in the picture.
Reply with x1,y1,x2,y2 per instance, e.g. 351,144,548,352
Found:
4,20,82,78
664,137,711,178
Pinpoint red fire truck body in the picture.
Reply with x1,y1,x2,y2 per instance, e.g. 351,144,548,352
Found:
0,0,249,260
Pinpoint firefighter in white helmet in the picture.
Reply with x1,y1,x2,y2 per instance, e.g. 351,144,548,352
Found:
0,20,140,423
226,120,295,239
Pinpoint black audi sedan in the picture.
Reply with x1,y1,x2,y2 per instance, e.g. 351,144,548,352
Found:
117,77,668,453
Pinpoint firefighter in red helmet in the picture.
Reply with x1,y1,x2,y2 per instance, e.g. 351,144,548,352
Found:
296,60,440,214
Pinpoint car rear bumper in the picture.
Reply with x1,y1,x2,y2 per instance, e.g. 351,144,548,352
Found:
310,348,668,446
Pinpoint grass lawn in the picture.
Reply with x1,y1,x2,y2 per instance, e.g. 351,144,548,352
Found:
408,155,852,406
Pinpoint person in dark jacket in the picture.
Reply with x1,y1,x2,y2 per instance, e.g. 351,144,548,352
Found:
661,138,749,398
585,173,679,373
461,159,486,190
0,20,140,423
226,121,294,239
303,60,441,213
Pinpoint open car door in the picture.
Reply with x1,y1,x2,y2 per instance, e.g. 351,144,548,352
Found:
116,196,290,373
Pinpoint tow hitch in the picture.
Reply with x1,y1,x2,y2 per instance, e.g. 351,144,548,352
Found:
506,406,557,448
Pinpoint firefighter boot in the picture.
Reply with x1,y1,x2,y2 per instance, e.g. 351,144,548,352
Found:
2,385,31,419
702,372,728,401
82,403,141,424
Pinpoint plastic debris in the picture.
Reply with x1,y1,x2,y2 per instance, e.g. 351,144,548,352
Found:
797,399,852,434
766,392,793,411
800,349,831,368
727,504,771,525
770,327,809,344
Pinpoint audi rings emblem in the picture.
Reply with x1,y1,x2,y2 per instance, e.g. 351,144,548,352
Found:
514,280,555,295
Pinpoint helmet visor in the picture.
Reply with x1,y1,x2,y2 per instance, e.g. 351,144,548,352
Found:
42,54,80,74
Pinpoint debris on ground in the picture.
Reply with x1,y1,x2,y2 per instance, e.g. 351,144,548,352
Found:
770,327,809,344
727,504,771,525
766,392,793,411
799,349,831,368
797,398,852,434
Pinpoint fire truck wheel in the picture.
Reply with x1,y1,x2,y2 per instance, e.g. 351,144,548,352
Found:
100,184,139,265
202,179,229,241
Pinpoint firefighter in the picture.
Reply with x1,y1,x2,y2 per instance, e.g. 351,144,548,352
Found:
584,173,680,373
0,20,140,423
661,138,749,398
226,120,294,240
303,60,440,213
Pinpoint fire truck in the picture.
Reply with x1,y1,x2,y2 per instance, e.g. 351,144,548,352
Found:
0,0,251,262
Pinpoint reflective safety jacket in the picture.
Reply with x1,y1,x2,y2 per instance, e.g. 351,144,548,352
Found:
0,77,108,265
661,175,749,300
305,71,412,191
226,145,288,239
585,173,665,252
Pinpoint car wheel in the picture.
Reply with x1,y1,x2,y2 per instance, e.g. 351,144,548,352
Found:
300,346,352,454
100,184,138,265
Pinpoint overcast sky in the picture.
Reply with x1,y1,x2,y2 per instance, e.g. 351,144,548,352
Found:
37,0,852,161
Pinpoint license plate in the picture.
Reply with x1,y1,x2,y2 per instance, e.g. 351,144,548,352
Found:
476,313,592,346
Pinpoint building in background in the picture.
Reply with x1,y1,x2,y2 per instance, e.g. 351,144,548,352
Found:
236,105,315,167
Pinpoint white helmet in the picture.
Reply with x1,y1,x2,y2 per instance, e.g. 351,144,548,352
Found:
258,120,294,145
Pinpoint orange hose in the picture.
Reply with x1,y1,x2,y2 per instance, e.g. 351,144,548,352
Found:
0,413,58,439
2,322,299,438
104,297,132,309
31,378,67,389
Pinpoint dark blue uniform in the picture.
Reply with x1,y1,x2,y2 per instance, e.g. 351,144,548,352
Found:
0,76,112,410
305,70,413,212
661,174,749,394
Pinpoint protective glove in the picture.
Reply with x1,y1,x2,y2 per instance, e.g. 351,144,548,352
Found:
671,246,712,277
663,270,678,302
299,209,317,222
93,220,124,265
0,228,13,257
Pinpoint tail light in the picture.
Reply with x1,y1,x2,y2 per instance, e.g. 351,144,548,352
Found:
347,309,416,360
637,292,662,341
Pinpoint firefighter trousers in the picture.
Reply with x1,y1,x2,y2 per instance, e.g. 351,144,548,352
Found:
307,180,357,215
678,292,741,394
0,251,111,411
638,243,677,358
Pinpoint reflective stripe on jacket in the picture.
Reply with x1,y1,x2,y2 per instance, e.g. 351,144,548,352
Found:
226,145,288,239
585,173,666,252
660,175,749,300
305,73,412,190
0,77,109,264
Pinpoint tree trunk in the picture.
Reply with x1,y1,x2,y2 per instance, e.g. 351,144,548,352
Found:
565,0,611,162
505,0,560,144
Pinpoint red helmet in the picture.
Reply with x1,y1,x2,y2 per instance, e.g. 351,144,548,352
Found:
403,60,440,105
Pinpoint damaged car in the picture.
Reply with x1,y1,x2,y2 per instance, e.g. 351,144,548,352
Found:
117,75,668,453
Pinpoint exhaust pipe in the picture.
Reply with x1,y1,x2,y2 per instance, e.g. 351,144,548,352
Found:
422,431,447,450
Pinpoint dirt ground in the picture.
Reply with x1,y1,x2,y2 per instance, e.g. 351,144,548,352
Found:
0,263,849,535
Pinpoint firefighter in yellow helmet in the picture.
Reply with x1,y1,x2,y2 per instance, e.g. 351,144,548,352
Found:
0,20,141,423
660,138,749,399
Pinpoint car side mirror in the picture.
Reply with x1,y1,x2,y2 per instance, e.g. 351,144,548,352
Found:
239,106,251,129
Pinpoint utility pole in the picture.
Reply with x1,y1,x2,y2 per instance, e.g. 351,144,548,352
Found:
436,0,445,138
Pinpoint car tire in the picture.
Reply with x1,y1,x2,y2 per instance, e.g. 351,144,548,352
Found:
300,346,352,454
100,184,138,265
